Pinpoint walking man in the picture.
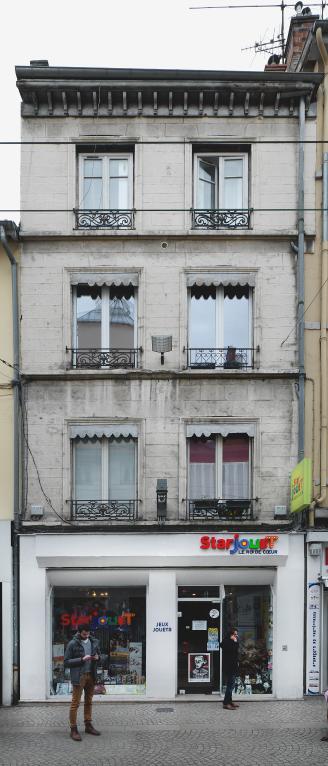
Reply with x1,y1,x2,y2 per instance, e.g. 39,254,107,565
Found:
221,627,240,710
64,623,101,741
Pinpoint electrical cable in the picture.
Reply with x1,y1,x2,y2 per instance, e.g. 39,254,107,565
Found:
18,386,77,527
281,275,328,345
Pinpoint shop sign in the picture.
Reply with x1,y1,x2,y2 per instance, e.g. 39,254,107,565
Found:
307,581,321,694
290,458,312,513
59,610,136,628
200,533,280,555
153,621,172,633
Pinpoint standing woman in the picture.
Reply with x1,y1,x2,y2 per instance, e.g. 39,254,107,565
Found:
221,627,240,710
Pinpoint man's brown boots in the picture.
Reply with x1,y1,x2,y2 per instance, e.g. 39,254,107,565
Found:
70,726,82,741
85,722,101,735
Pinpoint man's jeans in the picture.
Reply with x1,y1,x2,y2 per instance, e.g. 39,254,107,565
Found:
223,674,236,705
69,672,94,727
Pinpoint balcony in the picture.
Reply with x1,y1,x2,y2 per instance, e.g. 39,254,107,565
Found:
69,347,140,369
74,209,135,230
187,347,254,370
70,499,139,522
191,208,251,230
187,498,254,521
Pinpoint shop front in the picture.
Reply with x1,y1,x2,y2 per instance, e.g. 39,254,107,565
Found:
19,531,304,701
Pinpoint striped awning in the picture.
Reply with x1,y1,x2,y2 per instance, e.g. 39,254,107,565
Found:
186,423,255,438
70,272,139,287
186,272,256,288
70,424,138,439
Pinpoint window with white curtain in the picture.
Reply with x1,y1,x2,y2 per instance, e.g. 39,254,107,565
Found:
74,284,136,350
194,153,248,210
74,437,137,501
188,434,250,500
79,154,133,209
188,284,252,363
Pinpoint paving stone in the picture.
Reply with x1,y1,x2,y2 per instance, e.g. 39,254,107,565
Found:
0,699,327,766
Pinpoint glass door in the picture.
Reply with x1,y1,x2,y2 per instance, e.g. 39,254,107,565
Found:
178,587,221,694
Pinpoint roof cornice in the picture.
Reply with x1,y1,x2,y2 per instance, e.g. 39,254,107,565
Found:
15,65,322,118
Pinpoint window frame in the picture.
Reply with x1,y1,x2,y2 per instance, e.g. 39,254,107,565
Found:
72,284,138,350
72,435,138,502
187,433,252,500
193,152,248,211
187,284,253,351
78,152,134,210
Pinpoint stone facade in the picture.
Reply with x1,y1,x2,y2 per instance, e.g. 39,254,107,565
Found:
16,65,320,530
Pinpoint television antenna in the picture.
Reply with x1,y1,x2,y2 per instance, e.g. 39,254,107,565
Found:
189,2,326,63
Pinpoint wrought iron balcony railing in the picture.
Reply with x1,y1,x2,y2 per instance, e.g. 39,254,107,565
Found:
74,208,135,229
187,498,254,521
187,347,254,370
71,499,139,521
69,347,140,369
191,208,251,230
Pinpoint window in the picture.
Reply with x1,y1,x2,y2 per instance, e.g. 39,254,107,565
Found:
193,152,249,229
71,276,138,368
188,434,250,500
187,276,253,368
223,585,273,695
70,426,138,521
186,423,254,520
75,153,134,229
52,586,146,696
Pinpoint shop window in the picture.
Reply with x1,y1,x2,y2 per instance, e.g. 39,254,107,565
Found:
51,586,146,696
223,585,273,695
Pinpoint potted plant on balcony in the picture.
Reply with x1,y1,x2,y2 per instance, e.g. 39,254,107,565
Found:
224,346,243,369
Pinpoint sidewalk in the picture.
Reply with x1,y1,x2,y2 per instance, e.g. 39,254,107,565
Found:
0,698,326,766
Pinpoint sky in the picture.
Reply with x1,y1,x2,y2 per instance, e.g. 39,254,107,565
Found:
0,0,322,221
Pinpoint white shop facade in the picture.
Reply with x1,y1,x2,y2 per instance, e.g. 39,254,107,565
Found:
19,531,304,701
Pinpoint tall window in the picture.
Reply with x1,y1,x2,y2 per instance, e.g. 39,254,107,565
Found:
79,154,133,210
195,154,247,210
71,282,138,368
188,434,250,500
73,436,137,502
75,285,136,350
188,284,252,368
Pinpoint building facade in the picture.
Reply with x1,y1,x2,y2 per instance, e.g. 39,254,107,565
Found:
284,12,328,695
0,220,19,705
16,63,320,700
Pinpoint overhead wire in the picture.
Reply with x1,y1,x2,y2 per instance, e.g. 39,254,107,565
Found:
18,385,77,527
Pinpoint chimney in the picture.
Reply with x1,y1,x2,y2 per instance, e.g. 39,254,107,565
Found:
264,54,287,72
285,7,318,72
29,60,49,67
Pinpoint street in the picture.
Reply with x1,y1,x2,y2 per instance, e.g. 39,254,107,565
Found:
0,698,327,766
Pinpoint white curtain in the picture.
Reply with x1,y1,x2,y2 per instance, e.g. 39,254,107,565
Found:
75,441,102,500
189,463,215,499
222,461,249,499
108,440,135,500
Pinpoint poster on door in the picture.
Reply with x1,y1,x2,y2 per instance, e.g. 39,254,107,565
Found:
207,627,220,651
188,653,211,682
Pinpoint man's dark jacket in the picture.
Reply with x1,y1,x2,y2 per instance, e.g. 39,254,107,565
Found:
64,631,100,685
220,636,239,675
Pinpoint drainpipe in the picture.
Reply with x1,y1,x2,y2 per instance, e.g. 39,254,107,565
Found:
0,222,20,704
298,96,306,463
310,27,328,515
